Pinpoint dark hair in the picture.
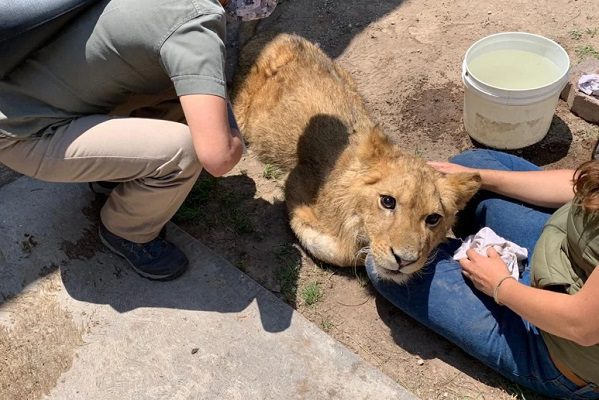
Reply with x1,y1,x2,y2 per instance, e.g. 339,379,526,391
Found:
574,160,599,212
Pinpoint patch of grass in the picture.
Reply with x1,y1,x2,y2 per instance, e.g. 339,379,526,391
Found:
225,209,255,234
263,164,283,180
174,175,218,223
570,29,583,40
320,317,334,332
301,281,323,306
276,244,301,302
216,191,255,234
575,44,599,60
585,27,598,38
502,381,533,400
235,258,247,272
177,180,256,233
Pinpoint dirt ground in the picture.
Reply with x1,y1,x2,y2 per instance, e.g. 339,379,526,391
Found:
177,1,599,399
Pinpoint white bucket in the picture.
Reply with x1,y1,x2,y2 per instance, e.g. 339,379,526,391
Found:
462,32,570,149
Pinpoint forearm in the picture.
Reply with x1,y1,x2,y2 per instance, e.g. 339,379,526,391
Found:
192,128,243,176
477,169,575,208
181,94,244,177
461,249,599,346
497,279,598,346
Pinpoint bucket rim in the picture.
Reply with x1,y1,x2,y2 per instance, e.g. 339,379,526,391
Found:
461,70,564,105
463,31,571,92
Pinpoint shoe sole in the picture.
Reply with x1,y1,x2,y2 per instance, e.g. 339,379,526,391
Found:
98,228,188,281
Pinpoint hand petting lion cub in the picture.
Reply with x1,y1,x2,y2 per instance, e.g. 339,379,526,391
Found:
232,33,481,284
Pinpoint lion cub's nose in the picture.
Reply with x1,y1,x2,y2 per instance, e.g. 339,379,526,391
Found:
392,249,418,269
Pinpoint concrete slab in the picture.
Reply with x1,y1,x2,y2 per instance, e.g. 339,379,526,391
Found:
0,164,20,188
0,177,416,400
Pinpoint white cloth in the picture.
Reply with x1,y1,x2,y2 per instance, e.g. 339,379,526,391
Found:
224,0,277,21
578,74,599,97
453,227,527,279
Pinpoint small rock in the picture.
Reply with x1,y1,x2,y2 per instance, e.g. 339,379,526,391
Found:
561,58,599,124
417,359,425,366
191,348,199,355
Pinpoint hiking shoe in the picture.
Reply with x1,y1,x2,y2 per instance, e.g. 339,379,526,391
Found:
98,223,188,281
89,181,119,196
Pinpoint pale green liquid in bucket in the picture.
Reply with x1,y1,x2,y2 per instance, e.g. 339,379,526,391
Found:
468,49,561,90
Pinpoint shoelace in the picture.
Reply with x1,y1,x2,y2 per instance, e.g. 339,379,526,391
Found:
125,238,168,260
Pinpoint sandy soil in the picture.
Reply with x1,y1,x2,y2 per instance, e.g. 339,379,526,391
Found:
178,0,599,399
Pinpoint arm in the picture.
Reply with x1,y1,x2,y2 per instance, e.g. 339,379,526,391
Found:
461,248,599,346
180,94,244,177
429,161,576,208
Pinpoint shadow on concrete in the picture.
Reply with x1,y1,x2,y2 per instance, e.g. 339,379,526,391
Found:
0,164,21,188
55,183,296,333
0,176,294,333
60,245,296,333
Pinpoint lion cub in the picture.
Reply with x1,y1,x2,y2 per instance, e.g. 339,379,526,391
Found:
232,34,480,284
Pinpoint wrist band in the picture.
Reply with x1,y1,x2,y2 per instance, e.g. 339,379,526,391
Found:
493,275,516,305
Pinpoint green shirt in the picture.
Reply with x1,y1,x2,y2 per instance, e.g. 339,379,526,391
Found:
531,200,599,384
0,0,227,139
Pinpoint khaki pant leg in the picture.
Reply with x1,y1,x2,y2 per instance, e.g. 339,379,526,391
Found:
0,115,202,243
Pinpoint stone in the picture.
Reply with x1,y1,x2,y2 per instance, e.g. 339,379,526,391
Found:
560,58,599,123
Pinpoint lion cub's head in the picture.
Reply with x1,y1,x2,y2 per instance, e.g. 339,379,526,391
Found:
350,128,481,284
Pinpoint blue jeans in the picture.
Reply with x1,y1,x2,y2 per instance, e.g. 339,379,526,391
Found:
366,149,599,399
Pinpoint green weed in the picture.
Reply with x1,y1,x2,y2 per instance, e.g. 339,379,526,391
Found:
575,45,599,60
263,164,283,180
320,317,334,332
174,175,218,222
276,244,301,302
585,27,598,38
301,281,323,306
570,29,583,40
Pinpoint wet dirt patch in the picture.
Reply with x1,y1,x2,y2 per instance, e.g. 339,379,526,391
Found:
398,81,468,145
60,227,103,261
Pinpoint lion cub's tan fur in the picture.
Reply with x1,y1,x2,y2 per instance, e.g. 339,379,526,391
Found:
233,34,480,283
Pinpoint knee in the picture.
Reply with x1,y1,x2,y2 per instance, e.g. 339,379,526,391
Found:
167,123,201,176
449,149,506,168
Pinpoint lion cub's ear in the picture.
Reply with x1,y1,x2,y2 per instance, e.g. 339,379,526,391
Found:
356,126,396,166
438,172,481,212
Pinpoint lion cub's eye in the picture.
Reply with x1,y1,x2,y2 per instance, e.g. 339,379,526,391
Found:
425,213,442,226
380,195,396,210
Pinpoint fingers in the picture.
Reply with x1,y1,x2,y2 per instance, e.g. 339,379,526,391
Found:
426,161,477,175
458,256,474,277
486,246,500,258
465,248,481,261
427,161,452,174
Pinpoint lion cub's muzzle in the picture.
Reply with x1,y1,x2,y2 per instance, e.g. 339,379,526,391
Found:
392,248,419,271
366,247,426,284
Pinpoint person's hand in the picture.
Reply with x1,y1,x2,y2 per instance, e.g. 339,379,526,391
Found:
458,247,514,297
428,161,478,175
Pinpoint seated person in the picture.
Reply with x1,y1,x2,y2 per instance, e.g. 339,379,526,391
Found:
367,149,599,399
